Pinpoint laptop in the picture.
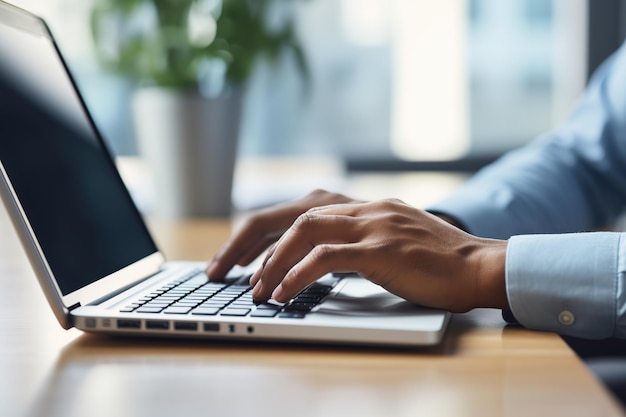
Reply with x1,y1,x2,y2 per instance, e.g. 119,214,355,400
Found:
0,1,450,347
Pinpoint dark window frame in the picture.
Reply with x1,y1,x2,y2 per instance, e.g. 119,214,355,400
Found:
587,0,626,79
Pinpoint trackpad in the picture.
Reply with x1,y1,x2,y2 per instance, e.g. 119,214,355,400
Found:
335,279,398,299
317,278,417,315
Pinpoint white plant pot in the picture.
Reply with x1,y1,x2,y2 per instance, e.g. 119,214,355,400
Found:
132,88,242,218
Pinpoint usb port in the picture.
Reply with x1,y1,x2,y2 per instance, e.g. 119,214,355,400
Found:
174,321,198,331
204,323,220,332
117,319,141,329
146,321,169,330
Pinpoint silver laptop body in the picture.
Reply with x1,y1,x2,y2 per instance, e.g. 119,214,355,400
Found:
0,1,449,347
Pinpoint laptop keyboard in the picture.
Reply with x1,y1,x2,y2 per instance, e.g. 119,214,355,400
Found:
119,270,333,319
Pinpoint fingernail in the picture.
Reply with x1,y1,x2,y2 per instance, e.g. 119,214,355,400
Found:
249,269,261,286
252,279,264,301
205,262,217,279
272,285,285,302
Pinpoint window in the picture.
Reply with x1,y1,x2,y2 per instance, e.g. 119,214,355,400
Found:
242,0,588,163
10,0,589,165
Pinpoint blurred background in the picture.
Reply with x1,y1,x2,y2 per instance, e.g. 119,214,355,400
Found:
5,0,626,212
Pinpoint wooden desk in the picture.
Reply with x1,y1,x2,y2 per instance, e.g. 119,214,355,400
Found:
1,211,624,417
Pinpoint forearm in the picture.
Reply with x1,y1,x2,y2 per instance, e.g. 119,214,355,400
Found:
429,42,626,239
428,139,626,239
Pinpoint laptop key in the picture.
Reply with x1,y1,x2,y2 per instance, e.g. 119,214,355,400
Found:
163,306,193,314
191,307,220,315
184,296,207,301
293,294,322,301
250,309,280,318
256,302,285,309
201,301,228,307
284,302,316,312
172,301,200,307
220,308,251,316
144,303,171,309
230,299,254,306
278,311,306,319
136,307,164,313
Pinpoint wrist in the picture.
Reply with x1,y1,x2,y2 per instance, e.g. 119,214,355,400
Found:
473,238,509,310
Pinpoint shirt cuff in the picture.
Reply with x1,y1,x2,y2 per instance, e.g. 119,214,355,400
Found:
506,233,620,339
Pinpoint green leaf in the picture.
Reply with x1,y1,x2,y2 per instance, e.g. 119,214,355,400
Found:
90,0,309,90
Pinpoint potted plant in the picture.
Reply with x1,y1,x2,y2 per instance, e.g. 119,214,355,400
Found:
91,0,307,217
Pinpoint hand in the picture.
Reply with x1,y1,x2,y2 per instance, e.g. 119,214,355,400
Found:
206,189,359,280
248,198,509,313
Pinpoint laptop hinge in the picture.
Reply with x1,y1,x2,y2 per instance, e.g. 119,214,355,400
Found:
67,302,81,311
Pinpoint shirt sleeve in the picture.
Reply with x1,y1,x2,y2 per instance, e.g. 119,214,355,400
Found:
506,233,625,339
426,41,626,339
427,40,626,240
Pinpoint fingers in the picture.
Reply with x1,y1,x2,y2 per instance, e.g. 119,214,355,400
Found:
235,231,283,266
206,201,304,280
206,217,281,280
249,242,277,287
271,243,361,303
240,197,494,312
251,211,362,303
206,190,364,281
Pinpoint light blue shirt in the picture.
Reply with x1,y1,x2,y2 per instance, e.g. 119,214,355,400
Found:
428,40,626,339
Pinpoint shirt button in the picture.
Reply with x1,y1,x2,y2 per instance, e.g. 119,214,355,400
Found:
558,310,575,326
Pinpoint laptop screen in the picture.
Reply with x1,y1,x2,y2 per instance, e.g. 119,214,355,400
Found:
0,13,157,295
